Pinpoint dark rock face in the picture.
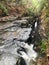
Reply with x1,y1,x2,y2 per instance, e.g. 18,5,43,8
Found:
16,57,26,65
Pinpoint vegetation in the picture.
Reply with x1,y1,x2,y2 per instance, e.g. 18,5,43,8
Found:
40,40,46,53
0,3,8,16
0,0,47,16
0,0,49,65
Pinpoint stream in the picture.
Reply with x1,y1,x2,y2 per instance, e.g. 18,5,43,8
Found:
0,16,40,65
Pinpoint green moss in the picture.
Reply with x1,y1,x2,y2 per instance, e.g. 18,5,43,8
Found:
0,3,8,15
40,40,46,53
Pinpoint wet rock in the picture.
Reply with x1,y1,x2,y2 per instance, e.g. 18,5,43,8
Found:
0,19,28,31
0,22,14,30
21,17,33,22
0,15,21,22
1,28,31,41
21,17,34,27
21,17,30,20
16,57,26,65
13,20,29,28
13,20,28,24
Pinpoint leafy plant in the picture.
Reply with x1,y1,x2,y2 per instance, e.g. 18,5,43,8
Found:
40,40,46,53
0,3,8,16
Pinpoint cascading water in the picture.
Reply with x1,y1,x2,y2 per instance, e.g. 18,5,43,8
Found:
0,16,40,65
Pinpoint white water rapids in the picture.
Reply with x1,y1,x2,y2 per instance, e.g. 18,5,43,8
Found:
0,19,38,65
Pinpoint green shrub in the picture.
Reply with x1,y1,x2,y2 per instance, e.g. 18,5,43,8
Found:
0,3,8,15
40,40,46,53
